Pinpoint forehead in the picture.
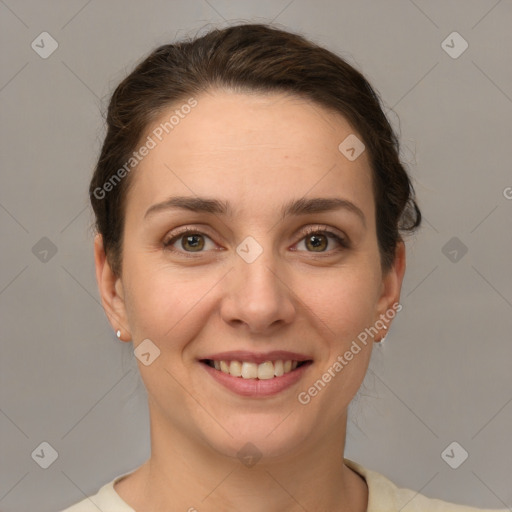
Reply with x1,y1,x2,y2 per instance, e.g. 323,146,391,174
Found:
125,89,374,224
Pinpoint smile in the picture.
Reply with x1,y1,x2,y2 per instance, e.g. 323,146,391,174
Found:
204,359,309,379
199,350,313,397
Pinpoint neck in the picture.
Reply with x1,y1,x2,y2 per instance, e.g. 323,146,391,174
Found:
116,412,368,512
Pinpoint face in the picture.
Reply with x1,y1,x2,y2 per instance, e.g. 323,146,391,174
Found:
95,89,405,461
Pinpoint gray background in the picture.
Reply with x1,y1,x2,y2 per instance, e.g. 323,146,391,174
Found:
0,1,511,511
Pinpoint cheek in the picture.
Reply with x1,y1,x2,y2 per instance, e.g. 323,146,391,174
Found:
292,266,381,344
122,257,219,345
122,240,382,353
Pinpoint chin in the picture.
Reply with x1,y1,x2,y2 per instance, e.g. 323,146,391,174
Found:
199,410,314,463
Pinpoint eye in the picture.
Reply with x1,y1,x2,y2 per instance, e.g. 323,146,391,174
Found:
162,225,349,257
293,226,349,253
163,228,217,255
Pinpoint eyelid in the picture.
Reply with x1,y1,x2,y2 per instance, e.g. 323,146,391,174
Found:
162,223,349,255
163,225,213,244
292,224,349,251
162,226,218,254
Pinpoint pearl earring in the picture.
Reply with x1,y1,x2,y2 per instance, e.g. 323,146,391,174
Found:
377,325,388,343
116,329,121,339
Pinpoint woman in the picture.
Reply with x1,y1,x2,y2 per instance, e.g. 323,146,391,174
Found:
61,23,505,512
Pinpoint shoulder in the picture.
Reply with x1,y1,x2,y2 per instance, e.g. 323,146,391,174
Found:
344,458,507,512
58,472,136,512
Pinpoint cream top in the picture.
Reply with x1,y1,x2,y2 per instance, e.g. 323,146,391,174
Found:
59,458,507,511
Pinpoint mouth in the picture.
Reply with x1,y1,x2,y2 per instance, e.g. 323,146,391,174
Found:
198,351,313,397
200,358,312,380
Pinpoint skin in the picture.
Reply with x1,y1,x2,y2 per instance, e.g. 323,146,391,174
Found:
95,89,406,512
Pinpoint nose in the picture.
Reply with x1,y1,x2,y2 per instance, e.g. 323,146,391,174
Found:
220,248,296,335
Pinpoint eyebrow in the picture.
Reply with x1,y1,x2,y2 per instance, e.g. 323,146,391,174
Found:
144,195,366,227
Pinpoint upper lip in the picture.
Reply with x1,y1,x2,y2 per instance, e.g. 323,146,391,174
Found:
200,350,313,364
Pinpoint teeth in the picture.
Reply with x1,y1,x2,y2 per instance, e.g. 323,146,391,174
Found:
241,361,259,379
211,359,304,379
229,361,242,377
257,361,275,380
274,360,284,377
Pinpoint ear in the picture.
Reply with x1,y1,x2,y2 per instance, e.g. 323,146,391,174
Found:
374,240,406,338
94,233,131,341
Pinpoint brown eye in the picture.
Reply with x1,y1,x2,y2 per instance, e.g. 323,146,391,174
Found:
294,227,349,254
181,233,205,252
163,229,215,254
305,233,328,252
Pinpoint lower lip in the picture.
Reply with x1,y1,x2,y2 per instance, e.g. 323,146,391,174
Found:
201,361,312,397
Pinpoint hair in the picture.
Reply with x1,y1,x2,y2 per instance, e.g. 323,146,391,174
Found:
89,22,421,277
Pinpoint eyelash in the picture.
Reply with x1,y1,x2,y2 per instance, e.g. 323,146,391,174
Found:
162,225,349,258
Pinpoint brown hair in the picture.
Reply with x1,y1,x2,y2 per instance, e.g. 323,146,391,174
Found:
89,23,421,276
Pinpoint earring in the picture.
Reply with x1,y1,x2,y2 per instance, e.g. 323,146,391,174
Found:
377,325,388,343
116,329,122,339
